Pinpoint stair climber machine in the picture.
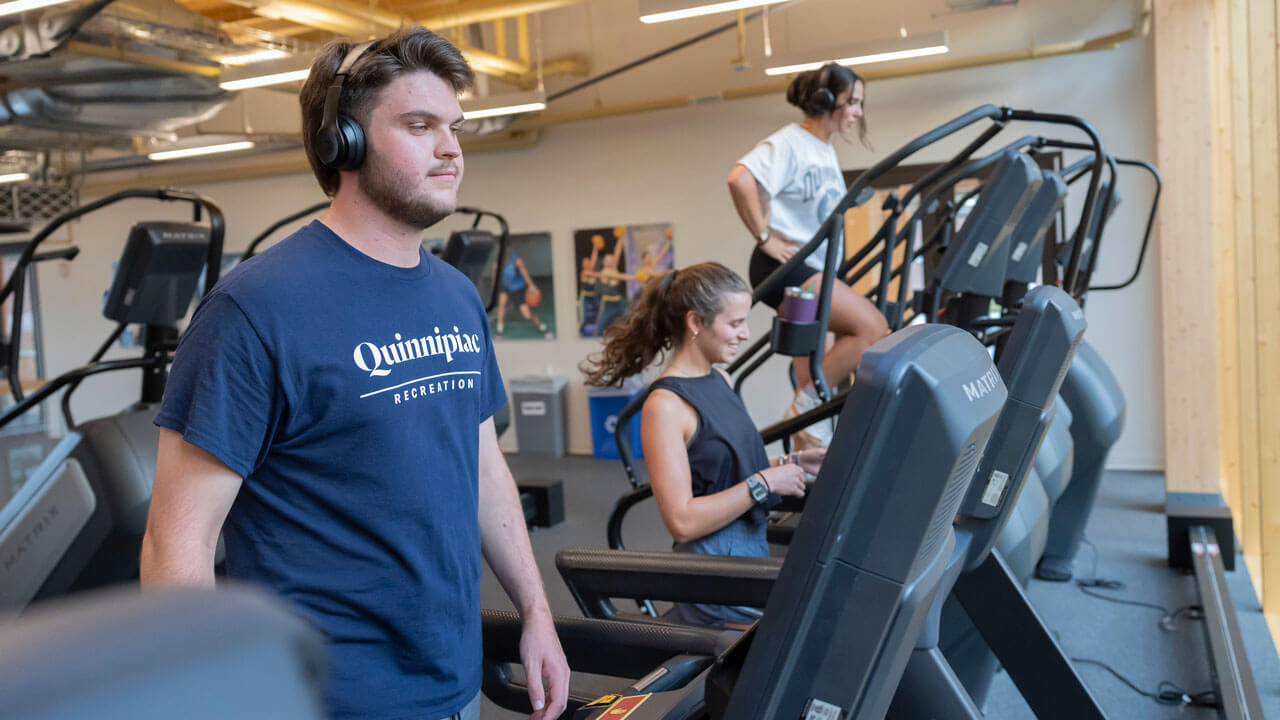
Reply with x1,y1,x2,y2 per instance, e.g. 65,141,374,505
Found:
605,107,1102,609
567,106,1146,718
0,189,224,613
1034,155,1161,583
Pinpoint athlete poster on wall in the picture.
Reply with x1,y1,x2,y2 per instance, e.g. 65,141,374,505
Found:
490,232,557,340
573,222,674,338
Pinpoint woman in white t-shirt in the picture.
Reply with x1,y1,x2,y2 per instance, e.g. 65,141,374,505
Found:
727,63,888,449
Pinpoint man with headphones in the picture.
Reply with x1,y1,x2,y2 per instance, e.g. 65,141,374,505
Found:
727,61,887,450
141,26,567,720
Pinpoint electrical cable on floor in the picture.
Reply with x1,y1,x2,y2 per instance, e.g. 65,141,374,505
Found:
1073,537,1204,630
1070,657,1221,710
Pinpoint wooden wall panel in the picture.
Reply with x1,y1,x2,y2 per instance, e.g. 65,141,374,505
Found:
1247,0,1280,612
1154,0,1222,495
1230,0,1264,599
1214,0,1242,521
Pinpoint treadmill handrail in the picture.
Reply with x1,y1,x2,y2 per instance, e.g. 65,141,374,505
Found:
556,548,782,621
481,609,729,717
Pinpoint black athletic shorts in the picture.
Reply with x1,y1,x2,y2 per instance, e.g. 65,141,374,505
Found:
749,246,820,309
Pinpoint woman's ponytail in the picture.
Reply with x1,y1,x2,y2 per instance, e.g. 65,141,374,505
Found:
581,262,749,387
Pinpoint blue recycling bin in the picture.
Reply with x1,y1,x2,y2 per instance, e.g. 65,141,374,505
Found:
587,378,645,460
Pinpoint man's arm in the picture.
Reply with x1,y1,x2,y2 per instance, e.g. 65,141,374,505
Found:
477,417,568,720
139,428,242,587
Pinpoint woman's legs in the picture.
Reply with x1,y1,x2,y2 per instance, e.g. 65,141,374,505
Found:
788,276,889,448
793,276,889,390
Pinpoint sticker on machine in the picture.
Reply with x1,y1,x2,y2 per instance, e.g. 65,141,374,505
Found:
1011,241,1029,262
597,695,650,718
982,470,1010,507
967,242,989,268
582,694,621,709
802,697,846,720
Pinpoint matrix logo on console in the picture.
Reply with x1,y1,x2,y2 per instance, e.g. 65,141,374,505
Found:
963,367,1001,403
352,325,482,378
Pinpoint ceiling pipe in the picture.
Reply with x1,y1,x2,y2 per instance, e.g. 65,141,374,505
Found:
521,25,1143,130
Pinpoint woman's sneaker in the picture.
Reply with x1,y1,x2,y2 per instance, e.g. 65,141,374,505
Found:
783,385,834,449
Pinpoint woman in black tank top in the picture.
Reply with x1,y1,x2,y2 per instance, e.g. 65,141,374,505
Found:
582,262,825,628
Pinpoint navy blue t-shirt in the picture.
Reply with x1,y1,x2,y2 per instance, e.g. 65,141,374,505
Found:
156,220,507,720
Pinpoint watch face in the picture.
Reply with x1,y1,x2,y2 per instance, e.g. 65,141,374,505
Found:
750,477,768,502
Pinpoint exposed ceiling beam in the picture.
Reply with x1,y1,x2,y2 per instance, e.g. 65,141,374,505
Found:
212,0,576,78
460,45,529,75
219,0,407,36
221,16,316,34
501,52,588,88
414,0,581,30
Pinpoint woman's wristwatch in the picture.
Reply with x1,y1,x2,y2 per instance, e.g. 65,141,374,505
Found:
755,228,770,246
746,473,770,504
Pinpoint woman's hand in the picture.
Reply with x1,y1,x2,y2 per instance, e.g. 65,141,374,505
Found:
760,234,797,263
760,463,806,498
796,448,825,476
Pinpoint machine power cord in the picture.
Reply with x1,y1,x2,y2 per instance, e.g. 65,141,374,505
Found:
1070,657,1221,710
1073,538,1204,630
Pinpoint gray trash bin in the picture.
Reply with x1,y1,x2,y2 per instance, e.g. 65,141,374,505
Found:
508,375,569,456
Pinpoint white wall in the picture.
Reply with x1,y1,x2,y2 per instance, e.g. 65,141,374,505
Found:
41,32,1163,468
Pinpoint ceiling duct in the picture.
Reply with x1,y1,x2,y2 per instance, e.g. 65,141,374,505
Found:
0,0,296,153
944,0,1017,11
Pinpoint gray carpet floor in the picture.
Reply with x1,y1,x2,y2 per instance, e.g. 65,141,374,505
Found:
481,458,1280,719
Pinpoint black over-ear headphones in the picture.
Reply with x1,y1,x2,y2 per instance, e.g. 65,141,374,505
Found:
314,40,378,171
806,63,838,115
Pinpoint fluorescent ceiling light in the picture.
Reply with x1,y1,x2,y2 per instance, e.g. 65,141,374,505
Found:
0,0,73,18
0,172,29,183
219,54,312,90
765,31,950,76
462,91,547,120
639,0,787,24
220,49,288,66
463,102,546,120
148,141,255,162
220,69,309,90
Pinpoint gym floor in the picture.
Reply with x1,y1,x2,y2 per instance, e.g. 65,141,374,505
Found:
482,457,1280,719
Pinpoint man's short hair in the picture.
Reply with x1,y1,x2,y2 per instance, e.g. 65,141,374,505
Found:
300,26,474,196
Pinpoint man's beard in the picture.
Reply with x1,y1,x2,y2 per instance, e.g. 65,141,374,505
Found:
358,149,457,229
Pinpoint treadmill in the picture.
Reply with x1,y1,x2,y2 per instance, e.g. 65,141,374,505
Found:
484,322,1009,719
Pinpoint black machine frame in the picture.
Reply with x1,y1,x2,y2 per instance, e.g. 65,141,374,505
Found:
0,189,225,426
